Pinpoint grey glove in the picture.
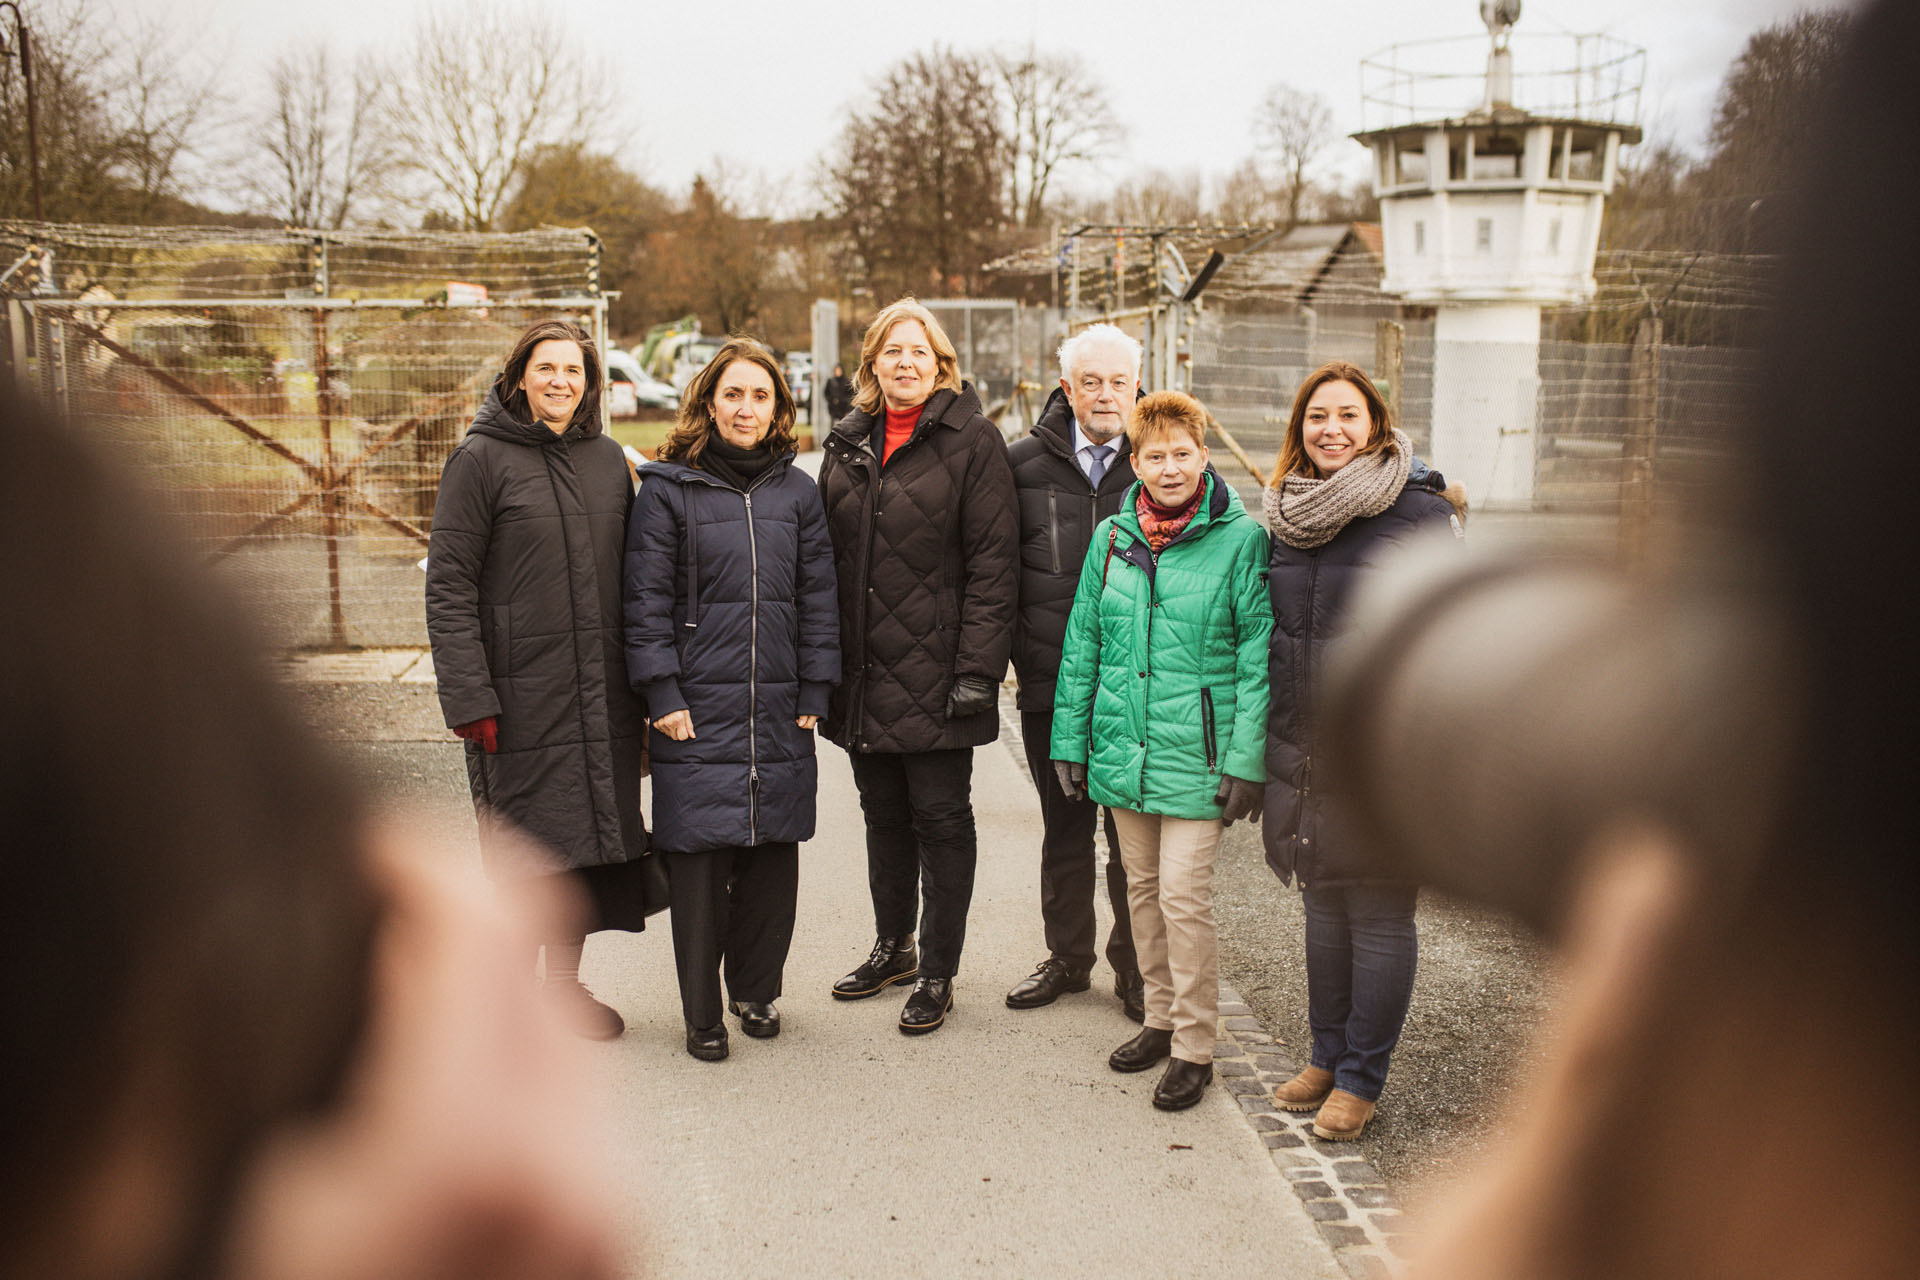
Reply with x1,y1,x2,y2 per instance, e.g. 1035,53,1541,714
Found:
1053,759,1088,802
1214,774,1263,826
946,674,998,720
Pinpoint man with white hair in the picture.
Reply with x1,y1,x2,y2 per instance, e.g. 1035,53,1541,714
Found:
1005,323,1146,1020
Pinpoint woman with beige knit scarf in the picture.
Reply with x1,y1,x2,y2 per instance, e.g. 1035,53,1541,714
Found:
1259,360,1465,1141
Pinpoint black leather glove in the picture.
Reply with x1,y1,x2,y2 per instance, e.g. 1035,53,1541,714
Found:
1214,774,1263,826
945,674,999,720
1053,759,1088,802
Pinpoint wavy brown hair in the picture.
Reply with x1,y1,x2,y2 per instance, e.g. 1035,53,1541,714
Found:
852,298,962,415
1271,360,1397,482
656,337,798,467
498,318,603,429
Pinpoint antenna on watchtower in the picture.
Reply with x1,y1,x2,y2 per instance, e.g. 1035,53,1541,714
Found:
1481,1,1521,106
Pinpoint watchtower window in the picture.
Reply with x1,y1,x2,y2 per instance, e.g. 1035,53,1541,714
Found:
1449,137,1468,183
1396,144,1429,186
1567,131,1602,182
1476,218,1493,252
1547,217,1564,254
1470,132,1522,181
1414,220,1427,255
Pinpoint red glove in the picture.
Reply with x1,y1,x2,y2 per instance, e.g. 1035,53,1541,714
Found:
453,716,498,754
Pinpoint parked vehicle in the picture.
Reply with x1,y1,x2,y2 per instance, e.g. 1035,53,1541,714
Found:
785,351,813,416
605,348,680,413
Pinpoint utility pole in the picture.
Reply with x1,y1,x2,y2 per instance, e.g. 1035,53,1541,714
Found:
1,4,44,221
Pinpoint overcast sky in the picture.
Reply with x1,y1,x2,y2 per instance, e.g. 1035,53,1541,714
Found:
105,0,1841,212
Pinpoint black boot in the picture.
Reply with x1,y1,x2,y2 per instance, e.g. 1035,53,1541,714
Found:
1108,1025,1173,1073
898,977,954,1035
832,934,918,1000
685,1021,729,1062
1152,1058,1213,1111
1113,971,1146,1024
1005,957,1092,1009
728,1000,780,1038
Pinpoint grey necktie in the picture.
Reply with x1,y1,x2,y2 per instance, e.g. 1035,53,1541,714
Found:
1086,443,1112,488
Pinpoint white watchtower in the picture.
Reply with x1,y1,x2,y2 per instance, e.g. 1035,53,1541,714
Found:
1353,3,1643,507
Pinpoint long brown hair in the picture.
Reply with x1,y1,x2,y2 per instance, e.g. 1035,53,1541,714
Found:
498,319,603,429
656,337,798,467
852,298,962,415
1271,360,1397,482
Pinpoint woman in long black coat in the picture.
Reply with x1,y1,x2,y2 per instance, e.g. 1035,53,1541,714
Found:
623,338,840,1062
1260,360,1464,1140
815,298,1019,1035
426,319,651,1041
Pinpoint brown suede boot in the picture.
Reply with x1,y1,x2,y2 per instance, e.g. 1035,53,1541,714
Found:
1312,1089,1376,1141
542,978,626,1041
1272,1065,1335,1112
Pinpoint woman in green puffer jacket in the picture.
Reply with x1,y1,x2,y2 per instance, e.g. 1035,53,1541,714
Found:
1050,391,1271,1112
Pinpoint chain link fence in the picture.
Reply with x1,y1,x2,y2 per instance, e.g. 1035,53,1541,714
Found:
3,223,607,650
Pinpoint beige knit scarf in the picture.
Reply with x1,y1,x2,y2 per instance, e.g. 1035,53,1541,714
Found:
1262,428,1414,549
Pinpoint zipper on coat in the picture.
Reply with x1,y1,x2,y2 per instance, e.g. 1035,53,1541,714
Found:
1046,490,1062,574
1200,688,1218,772
1138,543,1158,805
742,469,777,844
1296,549,1322,864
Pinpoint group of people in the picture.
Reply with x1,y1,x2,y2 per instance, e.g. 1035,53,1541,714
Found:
424,299,1462,1133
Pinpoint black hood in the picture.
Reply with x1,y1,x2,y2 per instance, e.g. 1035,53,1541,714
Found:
466,382,605,447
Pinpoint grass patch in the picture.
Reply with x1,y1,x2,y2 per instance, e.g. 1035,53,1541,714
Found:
608,416,677,455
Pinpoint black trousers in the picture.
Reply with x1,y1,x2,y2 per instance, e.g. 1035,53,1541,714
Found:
664,842,799,1029
1021,709,1138,978
847,748,976,980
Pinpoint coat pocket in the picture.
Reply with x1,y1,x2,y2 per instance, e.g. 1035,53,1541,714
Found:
1200,688,1218,772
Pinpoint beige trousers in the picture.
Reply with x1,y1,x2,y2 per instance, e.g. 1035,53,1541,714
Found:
1109,807,1224,1065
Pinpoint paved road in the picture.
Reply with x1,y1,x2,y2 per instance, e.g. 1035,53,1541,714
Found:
291,664,1351,1279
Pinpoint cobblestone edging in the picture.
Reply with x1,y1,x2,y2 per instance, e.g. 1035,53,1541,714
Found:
999,693,1406,1280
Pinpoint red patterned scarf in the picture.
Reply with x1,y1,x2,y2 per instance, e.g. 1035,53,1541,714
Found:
1135,480,1205,553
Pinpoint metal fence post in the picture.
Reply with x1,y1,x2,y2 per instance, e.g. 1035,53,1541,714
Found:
1374,318,1405,422
312,306,349,650
1621,316,1661,568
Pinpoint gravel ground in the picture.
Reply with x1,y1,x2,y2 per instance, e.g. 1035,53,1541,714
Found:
290,677,1562,1204
1212,820,1563,1198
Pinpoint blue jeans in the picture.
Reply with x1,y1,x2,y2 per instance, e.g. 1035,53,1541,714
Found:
1302,882,1419,1103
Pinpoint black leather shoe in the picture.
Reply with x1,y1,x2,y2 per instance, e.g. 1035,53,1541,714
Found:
728,1000,780,1038
1113,971,1146,1024
1005,958,1092,1009
1108,1025,1173,1073
1152,1058,1213,1110
898,977,953,1034
685,1022,729,1062
832,935,918,1000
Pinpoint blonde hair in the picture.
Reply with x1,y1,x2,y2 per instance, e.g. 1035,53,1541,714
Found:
852,298,962,415
1128,390,1209,451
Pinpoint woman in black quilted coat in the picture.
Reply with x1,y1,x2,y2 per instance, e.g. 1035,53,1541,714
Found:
623,339,840,1061
1260,360,1465,1141
425,319,652,1042
815,298,1019,1035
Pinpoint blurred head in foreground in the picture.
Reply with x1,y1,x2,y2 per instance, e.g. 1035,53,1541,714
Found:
1395,2,1920,1274
0,392,619,1278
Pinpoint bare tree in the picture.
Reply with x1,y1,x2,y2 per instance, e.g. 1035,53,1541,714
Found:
1213,159,1282,226
1707,9,1851,192
0,2,218,222
250,46,388,228
384,3,613,231
822,47,1007,297
993,48,1123,228
1253,83,1334,231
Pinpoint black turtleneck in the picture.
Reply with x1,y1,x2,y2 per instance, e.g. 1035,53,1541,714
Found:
700,430,777,490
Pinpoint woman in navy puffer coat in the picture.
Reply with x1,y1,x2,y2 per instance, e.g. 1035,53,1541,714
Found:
1260,361,1464,1143
623,339,839,1061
